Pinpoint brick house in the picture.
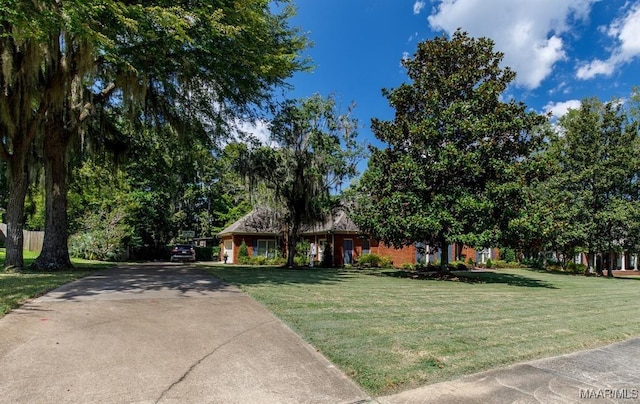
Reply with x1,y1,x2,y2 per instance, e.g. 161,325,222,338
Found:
218,208,417,267
218,208,499,267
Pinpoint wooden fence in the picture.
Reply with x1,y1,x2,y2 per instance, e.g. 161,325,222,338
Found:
0,223,44,252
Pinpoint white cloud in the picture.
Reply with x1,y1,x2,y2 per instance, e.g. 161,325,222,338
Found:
413,1,426,15
576,59,616,79
543,99,582,117
232,119,274,146
577,2,640,80
426,0,598,89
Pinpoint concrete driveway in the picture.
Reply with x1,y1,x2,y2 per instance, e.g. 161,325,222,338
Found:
2,263,639,404
0,264,368,403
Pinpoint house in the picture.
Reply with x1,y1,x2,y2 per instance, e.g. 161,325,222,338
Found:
218,208,417,267
218,208,498,267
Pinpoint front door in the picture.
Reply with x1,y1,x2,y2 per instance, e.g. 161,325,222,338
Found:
224,240,233,263
343,239,353,265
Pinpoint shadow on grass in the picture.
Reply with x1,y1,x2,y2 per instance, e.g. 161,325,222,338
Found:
203,264,354,287
374,269,558,288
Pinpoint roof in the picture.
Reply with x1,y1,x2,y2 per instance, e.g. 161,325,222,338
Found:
218,207,361,237
217,207,282,237
300,209,359,235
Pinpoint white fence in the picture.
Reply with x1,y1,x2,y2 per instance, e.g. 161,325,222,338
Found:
0,223,44,252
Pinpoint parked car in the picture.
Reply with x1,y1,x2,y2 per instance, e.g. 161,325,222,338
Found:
170,244,196,262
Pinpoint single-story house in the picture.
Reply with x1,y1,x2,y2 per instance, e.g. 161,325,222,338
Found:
218,208,498,267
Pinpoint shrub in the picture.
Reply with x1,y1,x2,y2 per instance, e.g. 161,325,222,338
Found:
566,261,587,274
195,246,215,261
295,239,310,265
293,255,307,267
267,257,287,265
69,207,133,261
402,263,414,270
250,256,267,265
321,244,334,267
357,253,383,268
467,257,474,266
238,240,250,264
502,248,516,263
486,258,493,269
380,256,393,268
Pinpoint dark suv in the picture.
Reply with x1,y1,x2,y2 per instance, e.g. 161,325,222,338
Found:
170,244,196,262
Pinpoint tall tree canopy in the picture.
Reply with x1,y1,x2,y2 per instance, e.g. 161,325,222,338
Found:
353,30,547,268
0,0,308,269
512,96,640,273
239,94,364,267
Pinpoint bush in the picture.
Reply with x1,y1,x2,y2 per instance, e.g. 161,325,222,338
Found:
402,263,414,270
566,261,587,274
295,239,310,266
293,255,307,267
467,257,474,266
267,257,287,265
238,240,250,264
195,246,216,261
486,258,493,269
249,256,267,265
357,253,383,268
321,244,334,268
502,248,516,263
380,256,393,268
69,207,133,261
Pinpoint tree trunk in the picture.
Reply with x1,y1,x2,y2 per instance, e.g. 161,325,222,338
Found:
3,155,28,269
439,235,449,271
32,126,73,271
286,223,299,268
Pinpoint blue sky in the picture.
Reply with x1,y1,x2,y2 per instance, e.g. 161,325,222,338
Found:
249,0,640,168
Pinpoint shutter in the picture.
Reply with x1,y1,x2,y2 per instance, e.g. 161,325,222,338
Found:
252,239,258,257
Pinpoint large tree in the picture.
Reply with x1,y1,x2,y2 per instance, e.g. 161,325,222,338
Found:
1,0,308,269
539,97,640,274
239,94,364,267
353,30,547,268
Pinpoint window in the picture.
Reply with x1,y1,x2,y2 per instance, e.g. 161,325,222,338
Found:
362,239,370,255
256,239,276,258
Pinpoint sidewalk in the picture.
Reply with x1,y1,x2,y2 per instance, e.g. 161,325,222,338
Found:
0,264,368,403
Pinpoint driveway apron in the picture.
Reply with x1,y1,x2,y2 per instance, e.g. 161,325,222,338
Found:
0,264,368,403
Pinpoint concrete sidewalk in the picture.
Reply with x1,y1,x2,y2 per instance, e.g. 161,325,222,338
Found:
0,264,369,403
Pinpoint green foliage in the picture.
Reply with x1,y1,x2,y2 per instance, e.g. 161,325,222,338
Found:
238,240,250,264
68,207,134,261
502,248,516,263
566,262,588,275
195,247,216,261
237,94,366,267
0,0,309,270
295,239,311,266
510,94,640,263
467,257,474,266
356,253,382,268
486,258,493,269
352,30,547,268
321,244,334,268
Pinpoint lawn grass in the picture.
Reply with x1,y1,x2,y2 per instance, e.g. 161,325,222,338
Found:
203,265,640,395
0,249,113,317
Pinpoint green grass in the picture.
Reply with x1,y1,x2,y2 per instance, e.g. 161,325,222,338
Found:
0,249,114,317
203,265,640,395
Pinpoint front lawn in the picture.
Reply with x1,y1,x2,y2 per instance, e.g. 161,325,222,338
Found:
204,265,640,395
0,249,113,317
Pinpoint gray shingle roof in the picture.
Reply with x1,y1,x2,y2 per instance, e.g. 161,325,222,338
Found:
217,207,282,236
218,207,360,236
